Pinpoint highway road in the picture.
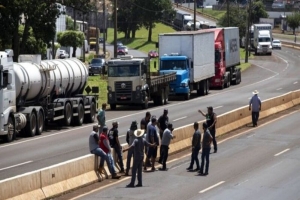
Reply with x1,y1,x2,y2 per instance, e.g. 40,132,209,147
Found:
0,47,299,181
71,107,300,200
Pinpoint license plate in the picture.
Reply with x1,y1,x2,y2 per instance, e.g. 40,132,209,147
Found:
120,97,127,99
263,48,268,52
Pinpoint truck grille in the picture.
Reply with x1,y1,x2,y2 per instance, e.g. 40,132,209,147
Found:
262,45,269,48
115,81,132,101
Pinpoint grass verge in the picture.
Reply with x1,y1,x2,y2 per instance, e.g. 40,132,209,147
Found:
240,48,254,60
196,8,225,20
238,62,251,72
84,76,107,108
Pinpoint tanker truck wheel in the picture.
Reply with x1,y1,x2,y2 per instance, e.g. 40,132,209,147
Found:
26,112,37,137
3,116,15,143
36,110,44,135
85,101,96,123
63,102,73,126
74,103,85,126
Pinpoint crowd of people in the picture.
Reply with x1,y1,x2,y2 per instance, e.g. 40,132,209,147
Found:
89,90,261,187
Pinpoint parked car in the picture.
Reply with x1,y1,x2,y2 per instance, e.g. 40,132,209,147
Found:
272,39,282,49
58,50,69,59
117,46,128,54
148,50,159,58
89,58,106,75
117,48,126,55
272,2,285,9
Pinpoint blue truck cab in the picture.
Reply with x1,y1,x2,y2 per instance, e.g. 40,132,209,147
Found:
159,54,190,99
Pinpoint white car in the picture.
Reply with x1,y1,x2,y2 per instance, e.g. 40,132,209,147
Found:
58,50,69,58
272,40,282,50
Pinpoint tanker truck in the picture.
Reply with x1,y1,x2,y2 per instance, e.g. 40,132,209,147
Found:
0,50,97,143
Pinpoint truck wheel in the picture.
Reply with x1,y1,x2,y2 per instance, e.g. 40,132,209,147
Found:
157,95,164,105
63,102,73,126
36,110,44,135
184,92,190,100
74,103,85,126
3,116,15,142
141,93,149,109
86,101,96,123
110,104,116,110
26,112,37,137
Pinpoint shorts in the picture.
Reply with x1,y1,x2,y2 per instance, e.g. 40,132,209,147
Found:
147,147,157,158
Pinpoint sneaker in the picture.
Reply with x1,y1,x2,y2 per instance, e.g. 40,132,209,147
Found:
112,173,121,179
151,167,156,171
119,169,125,173
186,167,193,170
135,184,143,187
158,167,168,171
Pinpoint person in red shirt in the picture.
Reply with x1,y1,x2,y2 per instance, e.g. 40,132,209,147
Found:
99,126,120,179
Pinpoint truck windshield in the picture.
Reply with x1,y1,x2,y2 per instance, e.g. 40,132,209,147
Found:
108,65,140,77
259,37,271,42
160,60,187,70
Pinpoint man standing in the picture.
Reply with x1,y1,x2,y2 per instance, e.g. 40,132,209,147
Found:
186,122,201,171
99,126,121,179
108,121,125,173
89,125,110,174
145,117,159,171
97,103,107,133
125,121,138,176
199,122,213,176
159,123,176,171
140,112,151,130
158,109,169,163
123,129,156,188
198,106,218,153
249,90,262,127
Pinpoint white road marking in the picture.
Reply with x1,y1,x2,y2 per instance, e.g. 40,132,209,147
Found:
170,161,190,170
276,88,282,90
0,161,32,171
214,106,223,110
199,181,225,193
294,81,298,84
173,116,187,122
274,148,290,157
0,62,283,149
235,179,249,186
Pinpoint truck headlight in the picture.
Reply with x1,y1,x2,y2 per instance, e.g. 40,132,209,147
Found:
257,46,261,49
136,85,141,91
107,86,112,91
269,45,272,49
180,82,188,87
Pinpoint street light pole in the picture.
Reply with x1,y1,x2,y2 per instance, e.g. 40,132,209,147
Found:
113,0,117,58
227,0,230,27
103,0,106,58
194,0,196,31
245,0,251,63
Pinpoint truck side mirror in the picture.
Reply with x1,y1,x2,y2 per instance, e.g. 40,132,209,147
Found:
154,61,157,69
191,61,193,69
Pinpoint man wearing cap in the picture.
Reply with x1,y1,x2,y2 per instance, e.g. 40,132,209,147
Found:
97,103,107,133
145,117,159,171
158,109,169,163
89,125,111,175
123,129,156,187
198,106,218,153
109,121,125,173
249,90,261,127
159,123,176,171
125,121,138,176
98,126,121,179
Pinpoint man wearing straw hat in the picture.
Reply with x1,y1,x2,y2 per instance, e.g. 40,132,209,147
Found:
249,90,261,127
123,129,156,188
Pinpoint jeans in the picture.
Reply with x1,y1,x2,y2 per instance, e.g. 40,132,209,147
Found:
130,157,144,185
200,148,210,174
107,153,116,174
252,112,260,126
126,148,134,173
210,129,217,151
114,145,124,170
189,147,200,169
160,145,169,169
91,148,109,168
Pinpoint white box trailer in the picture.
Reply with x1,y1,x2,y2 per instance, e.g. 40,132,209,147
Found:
224,27,241,68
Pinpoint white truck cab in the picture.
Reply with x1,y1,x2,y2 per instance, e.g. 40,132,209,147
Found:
253,24,273,55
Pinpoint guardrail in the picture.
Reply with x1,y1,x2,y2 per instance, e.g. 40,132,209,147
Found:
172,3,219,22
1,89,300,200
281,41,300,49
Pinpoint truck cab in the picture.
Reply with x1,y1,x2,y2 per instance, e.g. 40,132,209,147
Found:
159,54,190,98
107,56,148,110
253,24,273,55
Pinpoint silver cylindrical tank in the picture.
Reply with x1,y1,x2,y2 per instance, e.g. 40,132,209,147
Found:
14,58,88,101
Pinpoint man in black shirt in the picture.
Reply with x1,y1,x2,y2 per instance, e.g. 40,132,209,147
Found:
198,106,217,153
108,121,125,173
158,109,169,163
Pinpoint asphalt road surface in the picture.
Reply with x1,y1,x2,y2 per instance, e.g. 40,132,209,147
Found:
0,47,299,181
72,107,300,200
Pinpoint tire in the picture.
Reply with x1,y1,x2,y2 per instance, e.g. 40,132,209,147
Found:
3,116,15,143
110,104,116,110
26,112,37,137
184,92,190,100
86,101,96,122
74,103,85,126
157,94,164,106
63,102,73,126
36,110,44,135
197,81,205,96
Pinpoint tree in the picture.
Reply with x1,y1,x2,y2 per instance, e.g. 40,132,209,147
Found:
57,30,84,57
66,15,79,30
286,12,300,34
251,0,268,24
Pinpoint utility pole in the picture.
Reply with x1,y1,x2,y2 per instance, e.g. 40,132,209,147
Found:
245,0,251,63
227,0,230,27
103,0,106,58
113,0,117,58
194,0,197,31
83,13,86,62
96,11,99,55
